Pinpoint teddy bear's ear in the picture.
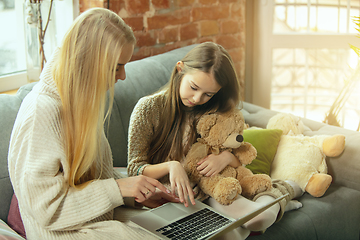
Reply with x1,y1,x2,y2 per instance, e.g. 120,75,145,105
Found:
197,113,218,138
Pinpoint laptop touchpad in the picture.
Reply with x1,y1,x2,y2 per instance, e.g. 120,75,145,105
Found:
153,204,188,221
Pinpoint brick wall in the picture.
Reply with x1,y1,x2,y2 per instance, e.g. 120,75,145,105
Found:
79,0,246,98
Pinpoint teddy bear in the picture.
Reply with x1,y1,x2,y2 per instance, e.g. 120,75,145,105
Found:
183,108,272,205
267,113,346,197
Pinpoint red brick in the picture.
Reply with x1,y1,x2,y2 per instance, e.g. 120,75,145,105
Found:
109,0,125,14
151,41,194,56
198,0,217,4
228,48,243,63
125,0,150,15
159,27,179,43
200,20,219,37
135,31,157,47
174,0,196,7
148,9,190,30
221,0,238,3
131,46,152,61
180,23,199,41
80,0,105,12
198,37,215,43
192,5,229,21
123,17,144,32
230,2,243,18
216,34,241,49
91,0,105,9
221,19,240,34
152,0,170,9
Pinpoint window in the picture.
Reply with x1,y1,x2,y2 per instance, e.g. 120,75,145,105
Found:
246,0,360,130
0,0,77,92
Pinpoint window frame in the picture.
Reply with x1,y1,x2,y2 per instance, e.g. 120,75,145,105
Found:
0,0,79,93
245,0,360,109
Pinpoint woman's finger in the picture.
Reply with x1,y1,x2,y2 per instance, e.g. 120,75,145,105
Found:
145,176,171,194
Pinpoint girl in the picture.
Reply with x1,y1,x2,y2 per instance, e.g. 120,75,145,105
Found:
127,42,303,238
8,8,177,240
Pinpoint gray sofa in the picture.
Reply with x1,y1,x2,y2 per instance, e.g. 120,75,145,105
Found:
1,44,359,239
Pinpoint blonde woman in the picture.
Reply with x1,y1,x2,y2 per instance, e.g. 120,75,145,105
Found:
8,8,176,240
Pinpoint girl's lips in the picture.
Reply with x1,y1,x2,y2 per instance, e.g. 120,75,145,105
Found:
188,100,195,106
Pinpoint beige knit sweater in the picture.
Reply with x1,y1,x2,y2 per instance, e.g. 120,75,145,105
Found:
127,92,209,201
7,50,158,240
127,92,165,178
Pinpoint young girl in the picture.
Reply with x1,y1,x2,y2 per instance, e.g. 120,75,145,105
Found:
127,42,303,238
8,8,177,240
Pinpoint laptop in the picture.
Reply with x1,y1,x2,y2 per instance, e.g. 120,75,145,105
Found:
130,193,288,240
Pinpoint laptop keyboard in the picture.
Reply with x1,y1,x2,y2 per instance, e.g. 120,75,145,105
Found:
155,207,232,240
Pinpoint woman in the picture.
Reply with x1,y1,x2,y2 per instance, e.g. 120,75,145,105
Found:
127,42,303,238
8,8,176,240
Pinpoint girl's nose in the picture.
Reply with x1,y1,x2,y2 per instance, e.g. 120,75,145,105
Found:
193,93,202,103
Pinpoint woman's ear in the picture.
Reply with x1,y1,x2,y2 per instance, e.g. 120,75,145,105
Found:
176,61,184,72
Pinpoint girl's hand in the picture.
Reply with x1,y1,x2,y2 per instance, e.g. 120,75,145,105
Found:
116,175,172,203
197,151,237,177
168,161,196,207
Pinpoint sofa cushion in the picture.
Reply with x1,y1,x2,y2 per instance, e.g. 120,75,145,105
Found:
0,83,37,223
0,94,23,223
7,194,25,239
244,128,283,175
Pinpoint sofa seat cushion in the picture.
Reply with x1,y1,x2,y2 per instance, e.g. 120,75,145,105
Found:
248,184,360,240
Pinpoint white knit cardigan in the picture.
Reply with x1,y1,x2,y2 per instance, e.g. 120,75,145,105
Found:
7,50,157,240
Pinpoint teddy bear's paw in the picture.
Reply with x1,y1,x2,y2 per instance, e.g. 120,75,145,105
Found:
305,173,332,197
285,200,303,212
213,178,242,205
240,174,272,199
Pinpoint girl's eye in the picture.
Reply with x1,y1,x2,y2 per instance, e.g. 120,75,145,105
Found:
190,86,197,90
206,93,214,98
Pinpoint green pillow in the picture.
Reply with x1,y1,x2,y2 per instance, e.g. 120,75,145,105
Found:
243,128,283,175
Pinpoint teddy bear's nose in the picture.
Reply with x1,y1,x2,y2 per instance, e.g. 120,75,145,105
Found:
236,135,244,143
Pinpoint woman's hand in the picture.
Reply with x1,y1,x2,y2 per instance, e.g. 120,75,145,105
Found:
142,190,180,208
168,161,196,207
197,151,239,177
116,175,172,203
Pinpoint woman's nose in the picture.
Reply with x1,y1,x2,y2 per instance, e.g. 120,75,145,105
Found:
119,71,126,80
116,71,126,82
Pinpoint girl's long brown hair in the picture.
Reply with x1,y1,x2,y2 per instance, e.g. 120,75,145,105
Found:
148,42,241,164
53,8,135,188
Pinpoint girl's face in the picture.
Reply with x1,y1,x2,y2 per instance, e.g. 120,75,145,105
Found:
179,68,221,108
115,43,134,83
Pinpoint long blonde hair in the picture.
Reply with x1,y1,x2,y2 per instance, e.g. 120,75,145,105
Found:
148,42,241,164
53,8,135,188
